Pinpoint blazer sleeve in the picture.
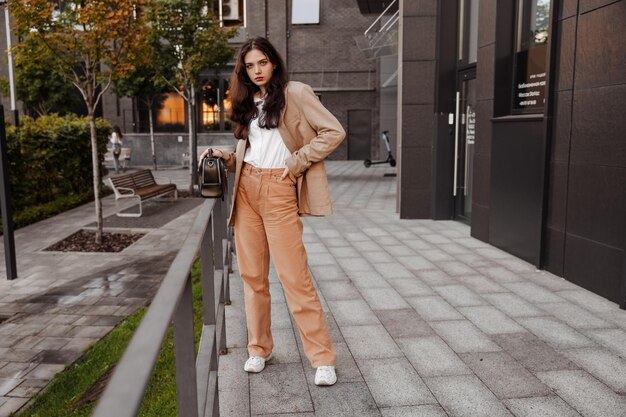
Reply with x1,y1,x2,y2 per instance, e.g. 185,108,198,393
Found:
285,84,346,177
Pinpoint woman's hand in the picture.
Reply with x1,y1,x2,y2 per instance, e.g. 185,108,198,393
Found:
280,167,296,183
198,148,224,169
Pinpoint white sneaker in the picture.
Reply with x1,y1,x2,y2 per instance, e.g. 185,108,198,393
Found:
243,353,272,373
314,366,337,386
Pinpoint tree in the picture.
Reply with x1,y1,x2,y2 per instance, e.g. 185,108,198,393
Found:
112,55,172,171
0,38,81,116
10,0,147,243
147,0,236,193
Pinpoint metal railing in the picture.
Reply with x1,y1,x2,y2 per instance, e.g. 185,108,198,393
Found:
289,70,376,92
93,190,233,417
355,0,400,59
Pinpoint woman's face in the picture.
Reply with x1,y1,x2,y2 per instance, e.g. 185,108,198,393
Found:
244,48,274,93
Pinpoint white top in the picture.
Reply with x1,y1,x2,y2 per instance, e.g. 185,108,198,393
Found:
110,132,122,145
243,98,291,168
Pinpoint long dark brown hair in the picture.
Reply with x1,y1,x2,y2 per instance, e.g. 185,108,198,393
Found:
113,126,123,139
229,37,288,139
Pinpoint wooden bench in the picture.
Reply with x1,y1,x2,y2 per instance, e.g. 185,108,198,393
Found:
108,169,178,217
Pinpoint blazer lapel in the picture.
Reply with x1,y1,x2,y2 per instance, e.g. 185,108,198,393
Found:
279,95,300,153
228,138,248,226
278,122,298,154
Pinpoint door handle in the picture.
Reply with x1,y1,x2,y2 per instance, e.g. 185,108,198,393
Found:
464,105,470,196
453,91,460,197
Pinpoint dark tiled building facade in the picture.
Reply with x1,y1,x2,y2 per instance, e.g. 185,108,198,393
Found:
359,0,625,306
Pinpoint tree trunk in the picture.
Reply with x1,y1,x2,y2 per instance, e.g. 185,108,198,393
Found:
191,84,198,190
88,109,103,244
148,100,157,171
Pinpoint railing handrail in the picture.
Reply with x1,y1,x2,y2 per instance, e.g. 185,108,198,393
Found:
93,193,231,417
363,0,398,37
368,10,400,52
377,9,400,35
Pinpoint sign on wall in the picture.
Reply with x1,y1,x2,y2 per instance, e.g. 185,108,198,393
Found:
512,0,550,113
466,105,476,144
513,44,547,110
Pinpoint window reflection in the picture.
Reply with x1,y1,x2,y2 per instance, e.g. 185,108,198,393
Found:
223,79,232,131
200,78,232,132
516,0,550,52
512,0,550,112
157,93,185,127
202,79,220,131
136,76,233,133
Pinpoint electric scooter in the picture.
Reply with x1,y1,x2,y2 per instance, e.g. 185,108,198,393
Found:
364,130,396,167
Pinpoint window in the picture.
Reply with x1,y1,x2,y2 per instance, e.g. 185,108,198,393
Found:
136,93,186,133
136,76,233,133
512,0,550,112
292,0,320,25
202,79,220,131
200,77,233,132
157,93,186,128
458,0,479,65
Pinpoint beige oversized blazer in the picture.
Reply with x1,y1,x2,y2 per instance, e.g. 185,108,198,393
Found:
221,81,346,227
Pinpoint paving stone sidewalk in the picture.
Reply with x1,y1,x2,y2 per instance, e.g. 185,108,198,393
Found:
0,169,201,416
218,161,626,417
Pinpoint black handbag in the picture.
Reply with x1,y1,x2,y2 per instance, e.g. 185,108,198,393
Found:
198,148,227,200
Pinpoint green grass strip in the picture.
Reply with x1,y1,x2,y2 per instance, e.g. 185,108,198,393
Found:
15,260,207,417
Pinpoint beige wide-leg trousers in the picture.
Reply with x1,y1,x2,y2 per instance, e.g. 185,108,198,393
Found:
234,163,336,367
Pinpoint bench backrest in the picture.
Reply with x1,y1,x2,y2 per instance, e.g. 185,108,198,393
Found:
132,170,157,189
109,174,136,191
109,169,156,194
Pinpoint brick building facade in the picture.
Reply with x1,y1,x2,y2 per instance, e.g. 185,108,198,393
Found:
1,0,378,165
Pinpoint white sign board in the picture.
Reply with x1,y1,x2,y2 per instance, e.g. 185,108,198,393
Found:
292,0,320,24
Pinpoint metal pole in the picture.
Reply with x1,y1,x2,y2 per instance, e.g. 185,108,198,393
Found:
0,105,17,280
4,4,18,126
191,98,198,192
619,221,626,310
173,275,199,417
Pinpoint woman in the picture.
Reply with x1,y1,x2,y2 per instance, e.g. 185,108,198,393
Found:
110,126,124,174
200,37,344,386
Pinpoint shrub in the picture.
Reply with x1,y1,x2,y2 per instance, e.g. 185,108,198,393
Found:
6,114,111,211
0,187,113,234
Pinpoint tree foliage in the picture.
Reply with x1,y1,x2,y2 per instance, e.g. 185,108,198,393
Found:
10,0,148,242
113,38,173,101
147,0,236,190
0,38,81,116
112,50,171,170
147,0,236,99
10,0,147,111
5,114,110,211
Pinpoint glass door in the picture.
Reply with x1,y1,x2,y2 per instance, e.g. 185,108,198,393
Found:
453,69,476,221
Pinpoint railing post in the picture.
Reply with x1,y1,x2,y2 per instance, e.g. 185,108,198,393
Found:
201,218,216,325
213,199,225,272
93,201,221,417
221,198,231,305
212,200,228,355
204,332,220,417
173,275,199,417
